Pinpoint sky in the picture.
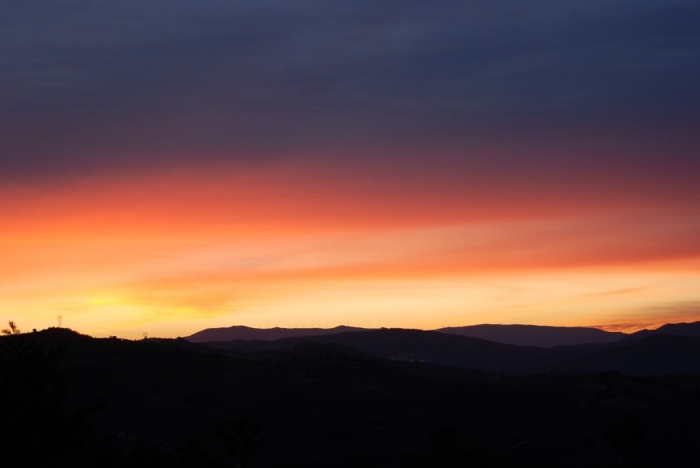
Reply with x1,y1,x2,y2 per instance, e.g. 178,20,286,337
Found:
2,0,699,338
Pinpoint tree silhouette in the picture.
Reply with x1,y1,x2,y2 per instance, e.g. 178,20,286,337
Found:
2,320,21,335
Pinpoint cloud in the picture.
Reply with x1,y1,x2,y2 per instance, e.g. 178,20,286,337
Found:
1,0,698,179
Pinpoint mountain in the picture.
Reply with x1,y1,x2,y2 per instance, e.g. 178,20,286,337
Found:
563,334,700,374
187,323,625,347
186,325,366,343
436,324,625,347
5,327,700,467
203,328,552,374
201,327,700,376
626,321,700,341
186,321,700,375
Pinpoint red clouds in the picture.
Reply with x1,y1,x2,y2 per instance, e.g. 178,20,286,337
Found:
1,150,699,336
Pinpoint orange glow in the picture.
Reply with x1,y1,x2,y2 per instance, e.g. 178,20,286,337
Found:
2,158,699,338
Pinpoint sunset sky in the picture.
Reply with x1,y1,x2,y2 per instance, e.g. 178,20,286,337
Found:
2,1,699,338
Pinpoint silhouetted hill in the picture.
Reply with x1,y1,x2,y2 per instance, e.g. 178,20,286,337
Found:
437,324,625,347
566,334,700,374
186,323,626,347
202,328,700,376
4,327,700,467
626,321,700,341
186,325,366,342
204,328,551,374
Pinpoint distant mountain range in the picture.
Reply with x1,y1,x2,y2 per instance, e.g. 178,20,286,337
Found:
435,324,625,346
187,321,700,375
187,323,627,347
8,327,700,467
623,321,700,341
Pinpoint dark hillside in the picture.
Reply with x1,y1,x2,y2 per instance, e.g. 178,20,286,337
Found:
437,324,625,347
626,321,700,341
187,325,366,343
203,328,700,376
564,334,700,374
204,328,549,373
3,328,700,467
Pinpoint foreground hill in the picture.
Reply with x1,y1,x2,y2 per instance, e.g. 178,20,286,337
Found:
3,328,700,467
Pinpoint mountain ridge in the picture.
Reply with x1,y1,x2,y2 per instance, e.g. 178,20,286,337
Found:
186,324,365,343
187,323,627,347
196,322,700,375
436,323,625,347
187,321,700,348
6,327,700,466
